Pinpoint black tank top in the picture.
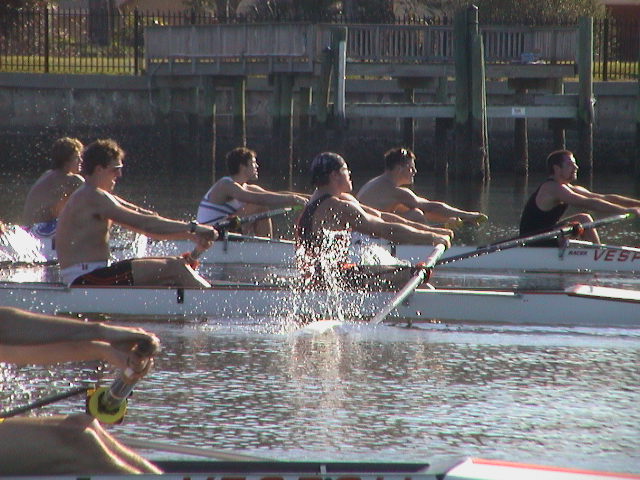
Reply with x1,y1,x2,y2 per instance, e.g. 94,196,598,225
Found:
519,179,568,236
296,193,332,247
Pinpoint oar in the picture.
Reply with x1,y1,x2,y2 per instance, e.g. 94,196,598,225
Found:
370,213,635,325
200,205,303,229
0,385,90,419
120,438,272,462
86,339,158,424
224,232,295,245
437,213,635,266
370,244,447,325
566,239,640,254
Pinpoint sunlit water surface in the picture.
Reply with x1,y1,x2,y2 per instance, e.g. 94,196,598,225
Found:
1,171,640,473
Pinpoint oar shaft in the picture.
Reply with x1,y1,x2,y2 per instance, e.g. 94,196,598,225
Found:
438,213,634,266
370,244,446,325
0,385,88,419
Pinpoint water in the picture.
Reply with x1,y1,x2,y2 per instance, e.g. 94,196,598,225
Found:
1,170,640,474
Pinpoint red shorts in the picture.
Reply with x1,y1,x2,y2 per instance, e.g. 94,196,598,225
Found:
71,260,134,286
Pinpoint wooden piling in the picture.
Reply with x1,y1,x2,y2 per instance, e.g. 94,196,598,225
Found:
201,78,217,183
232,77,246,148
270,74,295,186
577,16,594,174
455,5,488,181
636,76,640,178
434,77,450,177
470,16,489,181
453,8,471,178
513,87,528,175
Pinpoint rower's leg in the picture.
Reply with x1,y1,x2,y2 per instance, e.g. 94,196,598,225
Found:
130,257,211,288
0,415,159,474
236,203,273,237
398,208,428,224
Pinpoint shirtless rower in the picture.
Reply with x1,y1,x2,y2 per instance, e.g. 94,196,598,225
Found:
22,137,85,247
0,306,161,474
357,147,487,226
296,152,451,289
197,147,307,237
519,149,640,245
56,138,218,288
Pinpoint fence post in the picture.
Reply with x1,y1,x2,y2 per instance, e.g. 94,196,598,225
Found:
44,6,50,73
602,18,609,82
133,9,140,75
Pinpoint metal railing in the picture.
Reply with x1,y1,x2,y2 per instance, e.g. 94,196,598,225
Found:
0,8,637,79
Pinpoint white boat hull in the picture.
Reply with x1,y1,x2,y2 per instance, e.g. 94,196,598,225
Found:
1,281,639,327
6,224,640,273
146,239,640,273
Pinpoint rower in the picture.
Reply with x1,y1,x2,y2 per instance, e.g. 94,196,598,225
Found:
22,137,85,255
519,149,640,245
296,152,451,290
56,138,218,288
357,147,487,227
197,147,307,237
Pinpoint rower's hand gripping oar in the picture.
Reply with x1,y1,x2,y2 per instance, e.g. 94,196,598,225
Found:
370,244,447,325
86,338,159,424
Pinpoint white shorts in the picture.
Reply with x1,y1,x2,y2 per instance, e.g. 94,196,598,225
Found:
60,261,109,287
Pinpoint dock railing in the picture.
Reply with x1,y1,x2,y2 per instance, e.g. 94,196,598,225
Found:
0,8,636,79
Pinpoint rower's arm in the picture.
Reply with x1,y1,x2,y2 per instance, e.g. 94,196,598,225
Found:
343,203,451,247
100,192,214,241
572,186,640,208
1,341,125,367
226,182,306,207
392,188,470,222
113,195,156,215
0,307,158,348
561,185,634,214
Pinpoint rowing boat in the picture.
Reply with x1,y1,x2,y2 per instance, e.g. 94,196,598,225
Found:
1,280,638,327
6,457,638,479
141,237,640,273
151,457,640,480
5,220,640,274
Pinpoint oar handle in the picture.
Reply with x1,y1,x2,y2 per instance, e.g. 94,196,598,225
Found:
86,339,157,424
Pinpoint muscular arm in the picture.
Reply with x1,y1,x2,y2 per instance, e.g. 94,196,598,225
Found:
570,186,640,209
221,181,306,207
337,201,450,247
559,185,637,214
113,195,156,215
393,188,485,223
338,193,454,237
0,307,159,368
100,192,213,241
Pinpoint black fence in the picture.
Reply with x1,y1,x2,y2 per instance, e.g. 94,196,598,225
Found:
0,8,637,80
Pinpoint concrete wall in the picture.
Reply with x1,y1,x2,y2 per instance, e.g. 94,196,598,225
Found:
0,73,637,174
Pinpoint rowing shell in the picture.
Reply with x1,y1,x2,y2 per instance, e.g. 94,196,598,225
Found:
1,281,639,328
7,226,640,273
143,238,640,273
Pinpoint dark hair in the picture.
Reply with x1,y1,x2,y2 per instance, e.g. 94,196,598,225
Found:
226,147,256,175
384,147,415,170
546,149,574,174
51,137,83,170
310,152,345,187
81,139,124,176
